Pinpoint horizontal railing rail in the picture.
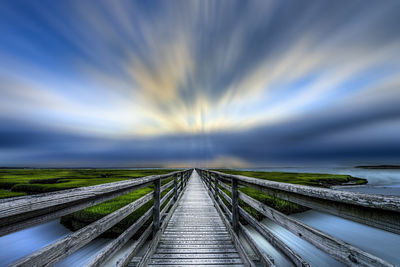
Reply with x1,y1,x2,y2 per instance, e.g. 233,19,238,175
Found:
197,168,399,267
1,169,193,267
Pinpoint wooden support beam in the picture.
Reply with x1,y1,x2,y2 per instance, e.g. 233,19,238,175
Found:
138,171,189,267
208,170,400,235
238,191,395,267
239,223,275,266
10,191,154,267
218,186,309,267
0,170,186,236
115,223,153,267
86,208,152,267
231,178,239,233
173,174,178,202
153,178,161,237
239,206,309,267
214,174,219,200
218,177,395,267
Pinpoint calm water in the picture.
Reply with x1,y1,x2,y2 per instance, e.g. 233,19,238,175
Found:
1,167,399,266
243,167,400,266
240,166,400,187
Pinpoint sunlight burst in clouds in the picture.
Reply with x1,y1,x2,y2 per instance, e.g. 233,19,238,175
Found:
0,0,399,165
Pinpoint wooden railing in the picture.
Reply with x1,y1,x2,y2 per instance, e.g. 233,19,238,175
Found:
197,168,400,267
0,169,192,267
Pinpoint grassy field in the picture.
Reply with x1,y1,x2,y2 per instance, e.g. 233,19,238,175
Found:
0,168,367,237
0,169,176,197
0,169,177,236
215,169,367,220
215,169,367,187
60,176,175,237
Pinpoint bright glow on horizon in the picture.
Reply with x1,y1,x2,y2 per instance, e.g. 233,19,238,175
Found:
0,0,399,166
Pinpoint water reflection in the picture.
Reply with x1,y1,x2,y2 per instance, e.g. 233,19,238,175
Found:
246,210,400,266
0,220,70,266
1,167,399,266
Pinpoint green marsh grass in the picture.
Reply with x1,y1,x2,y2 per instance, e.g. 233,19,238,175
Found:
215,169,366,221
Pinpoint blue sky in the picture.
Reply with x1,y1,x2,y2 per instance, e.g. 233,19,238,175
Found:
0,0,400,167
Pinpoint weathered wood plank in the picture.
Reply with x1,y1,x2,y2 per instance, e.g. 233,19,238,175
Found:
0,182,150,237
239,222,275,267
219,186,307,266
210,170,400,211
208,169,400,234
217,177,396,267
159,240,234,245
153,179,161,237
218,195,232,222
155,248,238,254
161,236,232,241
240,207,309,267
173,174,178,201
0,171,181,218
163,232,230,236
238,189,395,267
147,171,249,266
86,208,152,267
151,253,241,259
137,171,190,267
115,223,153,267
10,190,154,267
203,183,254,267
0,170,186,236
165,227,227,231
157,244,235,249
231,178,239,233
149,258,244,264
147,265,244,267
214,173,219,200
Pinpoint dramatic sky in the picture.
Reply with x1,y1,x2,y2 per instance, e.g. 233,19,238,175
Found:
0,0,400,167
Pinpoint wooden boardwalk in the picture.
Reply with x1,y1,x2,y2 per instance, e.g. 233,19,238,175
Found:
148,171,245,266
2,168,398,267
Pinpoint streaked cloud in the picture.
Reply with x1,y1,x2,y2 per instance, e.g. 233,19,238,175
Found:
0,0,399,166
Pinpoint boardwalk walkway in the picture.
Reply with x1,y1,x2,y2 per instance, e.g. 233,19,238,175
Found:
148,171,245,266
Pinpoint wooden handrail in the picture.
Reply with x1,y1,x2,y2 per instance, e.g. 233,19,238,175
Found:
137,172,192,266
197,168,398,267
201,169,400,235
0,170,187,236
2,169,192,267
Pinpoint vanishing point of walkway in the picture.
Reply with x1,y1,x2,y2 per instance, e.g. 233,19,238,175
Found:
148,171,245,266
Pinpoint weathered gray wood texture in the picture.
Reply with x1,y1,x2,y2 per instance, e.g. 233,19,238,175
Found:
137,172,191,266
200,169,397,267
239,222,275,266
10,191,154,267
86,209,152,267
153,179,161,236
116,223,153,267
0,170,185,236
119,179,185,267
208,170,400,235
148,171,247,266
86,181,176,267
5,170,190,267
216,185,308,267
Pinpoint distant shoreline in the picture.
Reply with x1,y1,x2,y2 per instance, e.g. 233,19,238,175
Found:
355,165,400,169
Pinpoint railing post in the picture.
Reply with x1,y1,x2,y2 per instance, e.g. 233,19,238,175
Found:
207,172,212,190
214,174,219,200
173,174,178,201
232,178,239,232
153,178,161,237
181,172,184,190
